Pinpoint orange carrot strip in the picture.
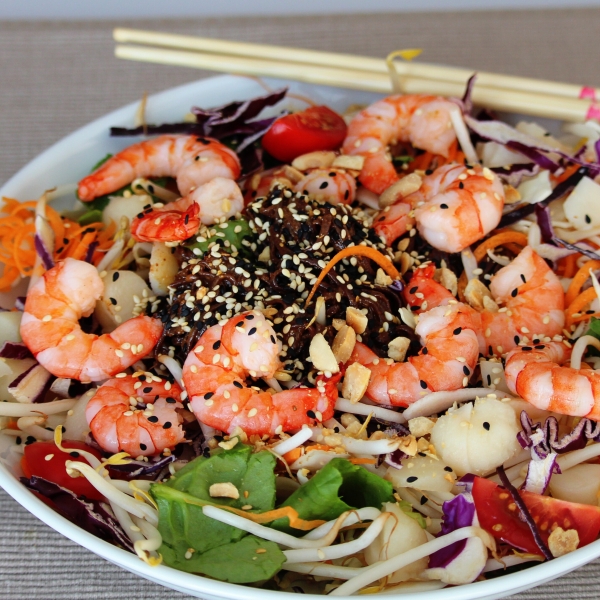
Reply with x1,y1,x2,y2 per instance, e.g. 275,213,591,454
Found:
473,231,529,263
570,311,600,325
349,458,377,465
565,287,599,327
565,260,600,307
305,246,400,306
69,231,97,261
282,447,303,464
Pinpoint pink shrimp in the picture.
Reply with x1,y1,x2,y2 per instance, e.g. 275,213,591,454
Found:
374,164,505,253
182,310,339,436
294,168,356,205
20,258,163,382
86,374,184,457
78,135,243,242
505,342,600,420
405,247,565,357
342,95,458,195
350,300,480,407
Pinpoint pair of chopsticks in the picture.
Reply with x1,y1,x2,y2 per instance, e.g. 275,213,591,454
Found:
114,27,600,123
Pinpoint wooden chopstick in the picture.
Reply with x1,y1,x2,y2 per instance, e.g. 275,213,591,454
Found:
114,42,598,123
114,27,600,102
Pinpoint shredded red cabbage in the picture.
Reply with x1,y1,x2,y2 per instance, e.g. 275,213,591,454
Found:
21,476,134,552
108,454,176,480
0,342,33,360
8,363,54,403
34,233,54,270
496,465,552,560
522,453,560,495
429,493,476,569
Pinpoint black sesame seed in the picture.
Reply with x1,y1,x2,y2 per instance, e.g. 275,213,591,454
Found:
142,387,151,393
411,305,421,311
25,436,36,445
69,451,80,458
487,374,491,385
148,416,159,423
163,422,172,429
422,347,428,354
586,214,592,224
112,272,120,282
140,443,147,450
166,397,176,403
514,335,520,345
344,189,350,200
307,410,316,418
245,314,255,320
458,181,464,189
233,381,243,389
109,297,117,306
15,436,22,445
270,335,276,344
328,172,336,177
205,392,214,399
483,422,491,431
418,452,426,457
248,327,257,336
535,344,545,350
453,327,462,335
440,203,449,209
409,286,418,294
463,365,470,376
420,495,428,505
406,476,418,483
184,214,189,225
137,212,145,219
213,340,221,350
425,169,433,175
419,380,427,389
520,274,526,283
319,182,329,189
511,288,518,298
147,184,155,194
522,346,533,352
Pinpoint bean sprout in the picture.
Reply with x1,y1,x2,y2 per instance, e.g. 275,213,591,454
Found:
157,355,184,387
0,398,76,418
570,335,600,369
335,398,406,424
16,416,54,441
272,427,312,456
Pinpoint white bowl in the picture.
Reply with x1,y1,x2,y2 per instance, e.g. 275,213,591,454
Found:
0,74,597,600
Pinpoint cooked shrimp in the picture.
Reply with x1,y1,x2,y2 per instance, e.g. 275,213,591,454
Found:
374,164,505,253
350,300,480,407
294,168,356,205
182,310,339,436
505,342,600,420
480,246,564,356
130,177,243,242
20,258,163,382
86,374,184,457
405,247,564,356
78,135,243,242
342,95,458,195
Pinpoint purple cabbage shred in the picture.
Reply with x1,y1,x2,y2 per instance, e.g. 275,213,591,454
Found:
21,476,134,552
34,233,54,270
108,454,176,480
0,342,34,360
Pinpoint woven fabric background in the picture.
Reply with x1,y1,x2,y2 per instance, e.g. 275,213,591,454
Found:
1,8,600,599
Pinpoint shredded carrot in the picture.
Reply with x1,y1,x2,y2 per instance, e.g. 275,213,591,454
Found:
282,447,303,464
565,260,600,307
565,287,598,327
570,311,600,325
305,444,332,453
557,253,579,279
473,231,529,263
552,163,581,185
69,231,97,261
349,458,377,465
305,246,400,305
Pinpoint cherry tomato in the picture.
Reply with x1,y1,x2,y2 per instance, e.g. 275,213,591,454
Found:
472,476,600,554
261,106,347,163
22,440,104,502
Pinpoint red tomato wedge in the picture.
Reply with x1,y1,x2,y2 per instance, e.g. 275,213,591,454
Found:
22,440,104,502
472,476,600,554
261,106,347,163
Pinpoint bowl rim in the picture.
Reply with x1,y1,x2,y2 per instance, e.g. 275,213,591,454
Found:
1,72,599,600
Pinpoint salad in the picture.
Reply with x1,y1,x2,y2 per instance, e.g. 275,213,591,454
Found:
2,80,600,596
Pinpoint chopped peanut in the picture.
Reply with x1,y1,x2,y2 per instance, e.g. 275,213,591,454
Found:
398,435,418,456
291,150,336,171
375,268,394,287
379,174,422,208
464,278,496,311
346,306,368,334
323,433,344,447
309,333,340,373
408,416,436,437
434,267,458,296
503,184,521,204
332,318,346,331
548,527,579,557
332,325,356,364
342,362,371,404
332,154,365,171
279,165,305,184
209,482,240,499
388,337,410,362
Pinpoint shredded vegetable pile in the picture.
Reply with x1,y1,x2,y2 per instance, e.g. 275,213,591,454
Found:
4,82,600,595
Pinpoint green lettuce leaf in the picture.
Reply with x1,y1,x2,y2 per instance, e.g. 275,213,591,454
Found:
587,317,600,356
271,458,394,533
150,444,282,582
185,218,253,257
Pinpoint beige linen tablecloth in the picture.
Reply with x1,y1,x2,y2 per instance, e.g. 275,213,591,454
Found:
2,9,600,599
